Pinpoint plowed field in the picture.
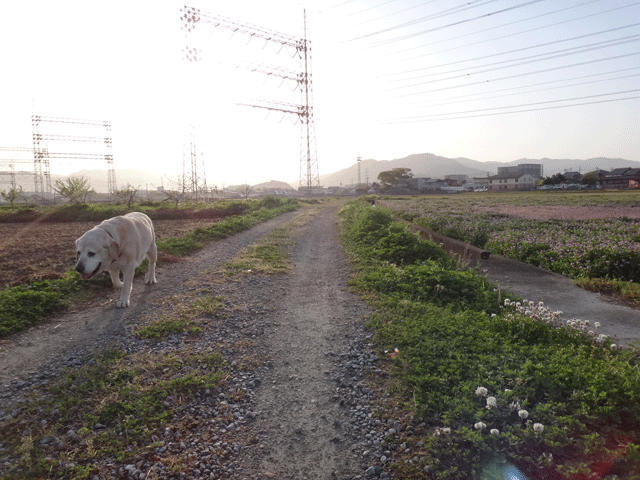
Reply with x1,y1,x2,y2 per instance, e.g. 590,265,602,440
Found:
0,219,216,287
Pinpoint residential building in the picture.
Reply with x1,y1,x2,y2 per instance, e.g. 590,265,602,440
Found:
487,173,536,191
602,168,640,189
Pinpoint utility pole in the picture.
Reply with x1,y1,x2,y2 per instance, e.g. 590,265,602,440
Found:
357,156,362,188
181,5,320,195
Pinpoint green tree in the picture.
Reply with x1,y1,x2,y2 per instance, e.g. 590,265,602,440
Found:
542,173,566,185
581,171,599,187
54,176,95,203
377,168,413,188
0,186,23,210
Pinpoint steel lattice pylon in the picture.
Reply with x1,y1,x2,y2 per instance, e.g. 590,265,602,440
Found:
181,5,320,194
31,115,117,200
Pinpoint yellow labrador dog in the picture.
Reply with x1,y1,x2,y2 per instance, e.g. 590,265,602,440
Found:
75,212,157,307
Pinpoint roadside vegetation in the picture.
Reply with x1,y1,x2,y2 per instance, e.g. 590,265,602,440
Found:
0,197,299,338
1,346,226,480
383,191,640,307
339,198,640,479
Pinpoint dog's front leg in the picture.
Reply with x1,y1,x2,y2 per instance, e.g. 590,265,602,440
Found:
109,268,123,288
116,267,135,308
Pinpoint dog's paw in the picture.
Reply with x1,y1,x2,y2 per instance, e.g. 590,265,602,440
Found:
116,299,130,308
144,276,157,285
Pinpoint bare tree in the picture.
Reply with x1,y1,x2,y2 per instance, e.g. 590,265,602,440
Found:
114,183,139,208
158,175,189,208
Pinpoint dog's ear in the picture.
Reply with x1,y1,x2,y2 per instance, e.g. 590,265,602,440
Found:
108,239,120,262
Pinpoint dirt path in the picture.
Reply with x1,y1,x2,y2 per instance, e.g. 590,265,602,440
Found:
239,203,365,479
1,202,380,479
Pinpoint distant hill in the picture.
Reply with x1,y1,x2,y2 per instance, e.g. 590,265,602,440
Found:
319,154,640,187
227,180,295,192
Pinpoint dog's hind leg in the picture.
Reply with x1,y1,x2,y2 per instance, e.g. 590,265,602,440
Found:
145,242,157,285
116,267,135,308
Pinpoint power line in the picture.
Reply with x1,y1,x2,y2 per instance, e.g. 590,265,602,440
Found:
352,0,440,28
346,0,503,41
349,0,544,44
324,0,359,11
385,0,602,58
341,0,398,19
377,95,640,123
393,51,640,97
384,1,639,57
417,66,640,100
388,89,640,121
389,36,640,87
382,23,640,78
415,71,640,108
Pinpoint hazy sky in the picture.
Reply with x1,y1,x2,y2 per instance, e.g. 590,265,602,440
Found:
0,0,638,187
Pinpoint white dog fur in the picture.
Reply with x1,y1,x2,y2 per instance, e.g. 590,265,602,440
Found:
75,212,157,307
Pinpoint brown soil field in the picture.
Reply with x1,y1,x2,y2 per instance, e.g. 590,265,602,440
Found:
0,219,217,287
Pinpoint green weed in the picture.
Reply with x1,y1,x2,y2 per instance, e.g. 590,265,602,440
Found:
0,348,225,478
339,197,640,479
134,316,202,340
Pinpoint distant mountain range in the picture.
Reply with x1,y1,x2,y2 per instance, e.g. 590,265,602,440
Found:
318,153,640,187
5,155,639,193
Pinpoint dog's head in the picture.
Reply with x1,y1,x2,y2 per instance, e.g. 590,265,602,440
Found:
75,228,119,280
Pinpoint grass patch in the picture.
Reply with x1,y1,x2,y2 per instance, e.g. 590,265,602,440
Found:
0,272,86,337
575,277,640,308
219,206,319,275
339,198,640,479
0,348,225,478
134,316,202,340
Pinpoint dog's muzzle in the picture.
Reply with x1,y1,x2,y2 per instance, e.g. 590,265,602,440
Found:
77,262,101,280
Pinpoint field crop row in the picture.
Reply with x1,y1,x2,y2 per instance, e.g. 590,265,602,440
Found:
382,192,640,283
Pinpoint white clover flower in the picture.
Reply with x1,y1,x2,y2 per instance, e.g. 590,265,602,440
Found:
515,302,521,308
528,301,535,308
610,344,618,349
490,428,500,437
533,423,544,434
509,401,520,412
475,386,488,397
518,409,529,419
504,299,511,306
491,313,497,317
584,320,590,326
595,322,601,329
486,396,497,409
539,301,545,307
474,422,486,430
442,427,451,435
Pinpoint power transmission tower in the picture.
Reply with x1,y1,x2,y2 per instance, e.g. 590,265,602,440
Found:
183,123,207,202
181,5,320,195
357,156,362,188
31,115,116,201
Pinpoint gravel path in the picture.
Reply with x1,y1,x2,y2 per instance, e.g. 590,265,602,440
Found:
1,203,417,480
